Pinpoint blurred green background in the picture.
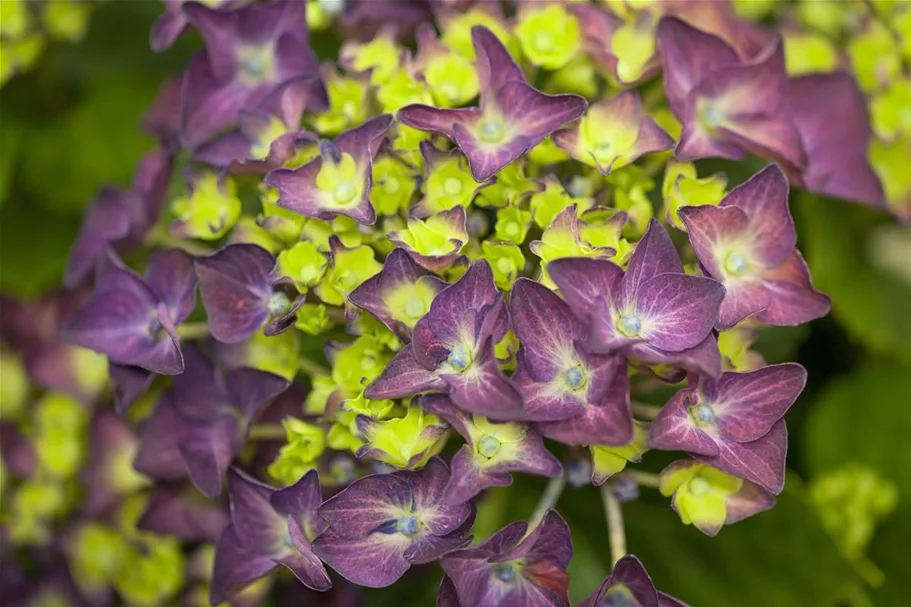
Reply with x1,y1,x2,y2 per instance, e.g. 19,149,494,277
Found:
1,2,910,606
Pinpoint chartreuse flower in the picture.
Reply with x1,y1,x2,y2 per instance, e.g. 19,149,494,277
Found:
871,79,911,141
475,160,540,209
439,7,518,59
659,460,773,536
731,0,781,20
531,206,622,287
220,329,301,382
718,326,765,372
555,92,674,175
377,67,434,114
268,418,327,486
494,206,532,244
871,137,911,221
311,69,371,136
481,241,524,290
414,145,486,216
9,479,66,544
259,188,305,245
610,12,658,84
662,161,727,229
529,176,583,229
341,27,400,84
300,215,365,251
70,522,128,599
590,421,649,485
114,535,185,606
329,336,390,401
578,209,635,266
32,392,88,478
515,4,581,70
0,348,28,420
231,216,283,254
329,391,401,453
349,313,403,353
295,303,332,336
547,54,598,98
42,0,92,42
305,374,336,415
848,19,901,92
416,24,480,107
356,404,449,469
390,123,431,169
899,9,911,61
170,173,241,240
315,238,383,306
783,32,837,76
371,155,418,216
388,207,469,272
277,241,328,291
528,136,571,165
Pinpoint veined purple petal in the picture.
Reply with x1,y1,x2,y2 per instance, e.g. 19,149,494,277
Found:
678,203,751,279
270,469,325,542
364,343,447,400
395,458,472,536
694,419,788,494
312,527,411,588
335,113,394,169
397,105,479,140
404,532,473,565
648,389,721,457
109,363,155,415
630,332,724,381
425,260,503,347
210,524,278,606
721,164,795,267
64,187,133,289
513,359,587,422
317,473,413,539
442,447,514,505
635,273,725,352
547,257,624,328
755,251,831,326
227,468,288,555
472,25,525,93
708,364,806,443
179,414,239,498
275,516,332,591
619,220,684,308
196,243,275,344
724,479,776,525
225,368,290,421
587,554,661,607
146,249,198,325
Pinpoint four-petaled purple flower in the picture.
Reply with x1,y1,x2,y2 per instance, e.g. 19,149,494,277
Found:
440,510,573,607
649,363,806,494
133,346,289,498
510,278,632,446
195,243,306,344
679,164,831,331
211,468,330,604
265,114,394,225
657,17,806,169
313,458,475,588
578,554,691,607
180,0,327,147
398,26,587,181
62,248,197,375
365,260,523,419
548,220,726,380
422,394,563,505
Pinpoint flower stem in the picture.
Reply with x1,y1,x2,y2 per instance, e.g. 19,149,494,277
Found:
299,357,330,377
601,484,626,567
177,322,210,340
528,475,566,529
628,470,661,489
249,424,286,440
631,401,662,420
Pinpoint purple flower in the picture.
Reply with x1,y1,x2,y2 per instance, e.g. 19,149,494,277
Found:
64,148,173,288
150,0,240,53
657,17,805,169
133,346,289,497
648,363,806,494
398,26,587,181
62,248,197,375
348,247,447,342
108,363,156,414
192,78,321,172
211,468,330,604
786,72,885,207
440,510,572,607
81,410,148,516
422,394,563,505
509,278,631,446
578,554,691,607
679,164,831,331
137,484,229,542
265,115,394,225
548,220,726,379
180,0,326,147
365,261,523,419
312,458,475,588
195,243,306,344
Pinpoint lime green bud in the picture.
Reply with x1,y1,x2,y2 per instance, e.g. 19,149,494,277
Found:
171,173,241,240
33,392,88,478
377,68,434,114
259,188,305,246
613,183,653,239
304,374,336,415
732,0,781,20
591,422,648,484
300,215,365,251
530,178,575,229
114,536,185,607
610,17,656,83
43,0,92,43
660,463,742,532
306,0,334,31
70,523,127,596
327,421,365,453
349,310,403,352
312,71,370,136
871,79,911,141
783,32,837,76
424,51,480,107
871,137,911,216
235,329,300,382
372,156,418,216
268,418,326,485
515,5,581,70
0,0,30,38
71,346,108,399
358,405,449,469
278,241,328,291
718,327,765,372
336,391,399,434
295,303,332,336
494,207,532,244
528,136,571,166
0,35,45,87
392,214,467,260
848,20,901,92
0,348,29,419
230,216,283,254
331,336,389,397
662,161,726,229
441,10,518,60
423,154,481,214
481,242,524,290
475,161,539,208
315,243,382,306
341,29,400,85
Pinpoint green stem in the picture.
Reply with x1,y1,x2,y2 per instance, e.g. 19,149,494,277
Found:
601,484,626,567
299,357,330,377
177,322,210,340
528,475,566,529
146,225,215,257
630,401,662,420
248,424,286,440
627,470,661,489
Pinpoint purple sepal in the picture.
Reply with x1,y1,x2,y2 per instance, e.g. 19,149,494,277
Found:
108,363,155,415
137,485,229,542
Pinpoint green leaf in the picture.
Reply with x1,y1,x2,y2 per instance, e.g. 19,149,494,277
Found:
867,505,911,606
0,202,79,296
802,363,911,498
798,196,911,361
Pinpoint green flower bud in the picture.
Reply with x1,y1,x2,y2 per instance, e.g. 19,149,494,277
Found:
377,68,434,113
268,418,326,486
358,405,449,469
0,348,29,420
481,241,525,290
70,523,127,596
114,536,185,607
372,156,418,216
295,303,332,336
783,32,837,76
315,243,383,306
871,79,911,141
423,154,481,214
590,422,648,485
341,30,400,85
424,51,479,108
33,392,88,478
170,173,242,240
848,20,901,92
331,336,390,397
515,5,582,70
312,71,370,136
494,207,533,244
42,0,92,43
475,161,539,208
662,160,727,229
278,241,328,290
304,375,336,415
530,177,577,229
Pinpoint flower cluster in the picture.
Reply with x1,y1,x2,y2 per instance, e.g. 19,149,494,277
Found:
2,0,904,606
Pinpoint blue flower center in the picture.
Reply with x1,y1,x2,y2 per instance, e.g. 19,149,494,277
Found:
477,435,501,458
243,55,266,79
493,562,518,583
268,292,291,316
396,515,420,537
447,344,472,372
690,402,715,426
724,252,748,276
616,314,641,337
478,120,505,143
563,365,586,390
604,584,635,605
701,104,723,129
